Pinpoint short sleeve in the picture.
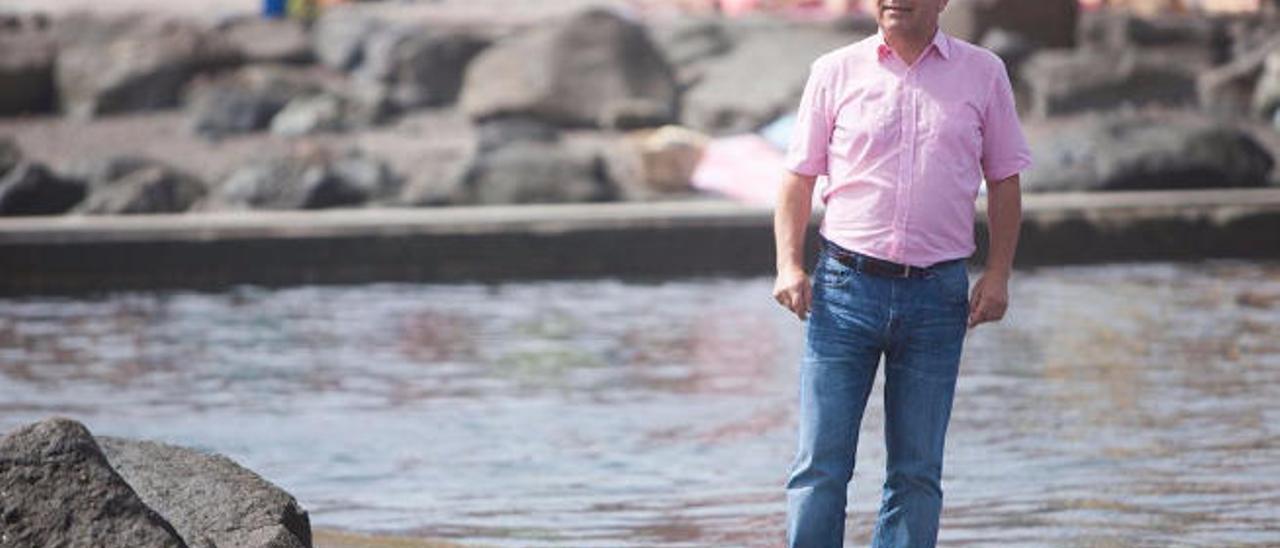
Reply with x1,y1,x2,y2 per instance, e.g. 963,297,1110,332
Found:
980,61,1032,183
784,61,832,177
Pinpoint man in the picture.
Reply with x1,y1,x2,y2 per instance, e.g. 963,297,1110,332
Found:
771,0,1031,546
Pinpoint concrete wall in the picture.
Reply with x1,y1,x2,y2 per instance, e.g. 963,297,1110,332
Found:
2,189,1280,295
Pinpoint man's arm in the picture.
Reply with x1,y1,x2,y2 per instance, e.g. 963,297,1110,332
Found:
773,171,818,321
968,173,1022,328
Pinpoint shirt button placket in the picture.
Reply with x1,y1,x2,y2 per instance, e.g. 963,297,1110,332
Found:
891,70,914,263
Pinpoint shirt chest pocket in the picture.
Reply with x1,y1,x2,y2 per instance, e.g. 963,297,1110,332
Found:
831,96,897,147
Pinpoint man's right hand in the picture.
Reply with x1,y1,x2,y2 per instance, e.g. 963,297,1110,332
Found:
773,267,812,321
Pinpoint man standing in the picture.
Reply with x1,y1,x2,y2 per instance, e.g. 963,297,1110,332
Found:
772,0,1031,546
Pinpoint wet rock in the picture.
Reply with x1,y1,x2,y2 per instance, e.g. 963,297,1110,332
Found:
72,157,207,215
0,31,57,116
941,0,1078,49
680,21,853,134
0,418,186,548
460,8,678,129
460,139,616,205
54,15,242,118
204,150,400,210
1197,36,1280,118
1022,49,1202,118
97,436,311,548
354,25,490,110
1023,114,1275,192
0,162,86,216
217,16,313,64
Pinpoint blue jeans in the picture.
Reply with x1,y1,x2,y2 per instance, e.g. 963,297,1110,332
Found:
785,239,970,548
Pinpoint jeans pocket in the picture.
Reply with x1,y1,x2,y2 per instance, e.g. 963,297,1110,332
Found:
814,253,852,289
932,263,970,306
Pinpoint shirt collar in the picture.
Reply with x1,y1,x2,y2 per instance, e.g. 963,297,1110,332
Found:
875,28,951,62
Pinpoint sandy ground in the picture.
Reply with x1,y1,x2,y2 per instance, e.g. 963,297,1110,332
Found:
312,527,474,548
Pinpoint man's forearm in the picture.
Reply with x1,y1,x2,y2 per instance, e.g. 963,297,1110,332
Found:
984,174,1022,277
774,172,818,273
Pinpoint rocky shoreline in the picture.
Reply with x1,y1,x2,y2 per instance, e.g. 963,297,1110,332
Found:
0,416,311,547
1,1,1278,219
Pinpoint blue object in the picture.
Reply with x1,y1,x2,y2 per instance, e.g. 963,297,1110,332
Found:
760,113,796,151
785,237,970,547
263,0,287,18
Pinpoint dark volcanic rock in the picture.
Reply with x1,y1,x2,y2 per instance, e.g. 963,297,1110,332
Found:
354,25,490,110
1077,9,1228,61
0,31,57,116
54,15,242,118
0,418,186,548
311,9,382,71
1022,49,1202,118
0,161,86,216
460,139,616,205
1023,114,1275,192
0,136,20,177
72,157,207,214
460,8,678,129
1197,35,1280,118
204,151,400,211
680,20,854,134
941,0,1078,49
97,436,311,548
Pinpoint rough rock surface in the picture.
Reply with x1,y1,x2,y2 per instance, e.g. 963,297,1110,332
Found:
97,436,312,548
941,0,1078,49
0,418,186,548
1023,113,1275,192
460,8,678,129
71,156,207,214
54,15,242,118
1022,49,1202,118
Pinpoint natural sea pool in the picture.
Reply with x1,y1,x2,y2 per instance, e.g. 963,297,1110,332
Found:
2,262,1278,546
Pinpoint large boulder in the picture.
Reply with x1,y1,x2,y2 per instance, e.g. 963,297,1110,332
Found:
70,156,207,215
647,17,734,89
680,20,855,134
311,9,382,71
97,436,311,548
1254,48,1280,120
1197,35,1280,118
216,16,314,65
184,65,362,137
202,150,401,211
1023,113,1275,192
1077,10,1228,61
0,137,20,176
941,0,1078,50
1022,49,1202,118
0,30,57,116
0,161,86,216
460,8,678,129
54,15,242,118
457,121,617,205
353,25,489,111
0,418,186,548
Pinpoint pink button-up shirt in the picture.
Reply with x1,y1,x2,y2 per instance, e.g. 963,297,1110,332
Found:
785,29,1032,267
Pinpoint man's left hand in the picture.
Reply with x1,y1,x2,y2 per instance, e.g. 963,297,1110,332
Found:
967,272,1009,328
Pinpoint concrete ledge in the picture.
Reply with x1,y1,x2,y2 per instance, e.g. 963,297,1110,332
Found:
2,188,1279,295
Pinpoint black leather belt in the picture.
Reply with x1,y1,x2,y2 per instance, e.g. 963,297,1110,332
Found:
821,237,939,279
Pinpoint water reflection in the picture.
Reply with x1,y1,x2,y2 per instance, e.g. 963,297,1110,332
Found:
1,263,1278,546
